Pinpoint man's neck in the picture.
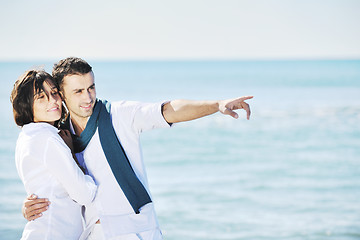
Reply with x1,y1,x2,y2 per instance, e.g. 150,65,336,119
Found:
70,115,89,136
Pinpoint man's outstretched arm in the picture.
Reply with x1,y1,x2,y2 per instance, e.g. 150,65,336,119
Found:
162,96,253,124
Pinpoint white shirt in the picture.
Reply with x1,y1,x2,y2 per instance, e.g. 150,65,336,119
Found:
15,123,97,240
77,101,171,239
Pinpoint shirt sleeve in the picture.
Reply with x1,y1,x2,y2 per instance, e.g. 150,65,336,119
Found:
43,135,97,205
112,101,172,133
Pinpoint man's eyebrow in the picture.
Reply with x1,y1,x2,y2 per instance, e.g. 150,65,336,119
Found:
72,88,84,92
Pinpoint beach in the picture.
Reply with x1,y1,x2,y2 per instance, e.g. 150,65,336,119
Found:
1,60,360,239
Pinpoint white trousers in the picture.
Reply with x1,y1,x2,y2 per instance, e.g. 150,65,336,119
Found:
109,228,162,240
86,224,105,240
85,224,162,240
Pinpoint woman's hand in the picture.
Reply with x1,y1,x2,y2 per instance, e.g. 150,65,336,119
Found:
59,129,74,152
59,129,86,173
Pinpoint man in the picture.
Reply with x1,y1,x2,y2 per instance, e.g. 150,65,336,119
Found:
22,57,253,239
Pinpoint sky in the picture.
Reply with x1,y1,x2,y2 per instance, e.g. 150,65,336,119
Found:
0,0,359,61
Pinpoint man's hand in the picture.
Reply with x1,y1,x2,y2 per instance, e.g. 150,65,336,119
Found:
218,96,253,120
22,194,50,221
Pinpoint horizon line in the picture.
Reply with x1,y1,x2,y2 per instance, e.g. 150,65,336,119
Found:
1,56,360,63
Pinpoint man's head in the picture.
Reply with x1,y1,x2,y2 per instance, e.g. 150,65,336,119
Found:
52,57,93,91
52,57,96,124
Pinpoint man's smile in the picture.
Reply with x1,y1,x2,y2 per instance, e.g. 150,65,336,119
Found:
80,104,92,110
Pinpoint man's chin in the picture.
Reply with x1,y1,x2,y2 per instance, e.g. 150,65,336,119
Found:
75,108,93,118
83,110,93,118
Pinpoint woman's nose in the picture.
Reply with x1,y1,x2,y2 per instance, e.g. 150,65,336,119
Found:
48,93,59,103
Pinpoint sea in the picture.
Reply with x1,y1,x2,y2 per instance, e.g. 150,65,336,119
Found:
0,60,359,240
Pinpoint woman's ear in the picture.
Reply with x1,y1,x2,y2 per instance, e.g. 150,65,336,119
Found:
59,91,64,100
62,101,69,115
58,101,69,127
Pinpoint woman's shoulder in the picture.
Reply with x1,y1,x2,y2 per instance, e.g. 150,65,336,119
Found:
16,124,63,163
20,123,61,144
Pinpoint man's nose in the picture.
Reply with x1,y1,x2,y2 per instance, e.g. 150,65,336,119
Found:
83,90,92,102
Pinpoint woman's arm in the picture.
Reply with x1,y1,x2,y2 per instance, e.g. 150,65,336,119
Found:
43,136,97,206
21,131,88,221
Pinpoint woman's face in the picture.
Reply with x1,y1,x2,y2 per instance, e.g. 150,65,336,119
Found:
33,80,62,125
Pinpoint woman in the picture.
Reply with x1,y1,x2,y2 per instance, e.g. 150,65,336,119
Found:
11,70,97,239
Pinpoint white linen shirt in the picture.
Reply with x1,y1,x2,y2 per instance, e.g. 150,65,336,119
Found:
15,122,97,240
78,101,171,239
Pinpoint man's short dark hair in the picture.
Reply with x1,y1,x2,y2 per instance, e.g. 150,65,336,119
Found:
10,70,55,127
52,57,92,90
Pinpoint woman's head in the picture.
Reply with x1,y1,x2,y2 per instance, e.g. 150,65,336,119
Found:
11,70,63,127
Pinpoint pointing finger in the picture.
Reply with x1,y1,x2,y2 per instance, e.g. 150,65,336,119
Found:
238,96,254,102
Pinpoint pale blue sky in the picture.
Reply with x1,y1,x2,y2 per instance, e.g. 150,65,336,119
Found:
0,0,359,60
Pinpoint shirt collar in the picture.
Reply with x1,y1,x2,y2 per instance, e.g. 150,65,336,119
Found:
22,122,59,135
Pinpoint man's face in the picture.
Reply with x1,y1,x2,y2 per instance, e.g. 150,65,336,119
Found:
61,72,96,121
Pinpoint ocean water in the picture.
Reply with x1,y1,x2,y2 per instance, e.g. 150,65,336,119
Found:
0,60,359,239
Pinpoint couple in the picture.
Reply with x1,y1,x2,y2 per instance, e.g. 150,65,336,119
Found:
11,57,253,240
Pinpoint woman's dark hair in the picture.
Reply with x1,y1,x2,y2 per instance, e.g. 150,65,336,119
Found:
10,70,60,127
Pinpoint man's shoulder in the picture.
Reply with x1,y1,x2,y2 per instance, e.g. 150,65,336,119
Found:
110,100,143,114
110,100,141,107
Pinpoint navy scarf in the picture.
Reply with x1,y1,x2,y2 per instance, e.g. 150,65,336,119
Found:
63,99,151,214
